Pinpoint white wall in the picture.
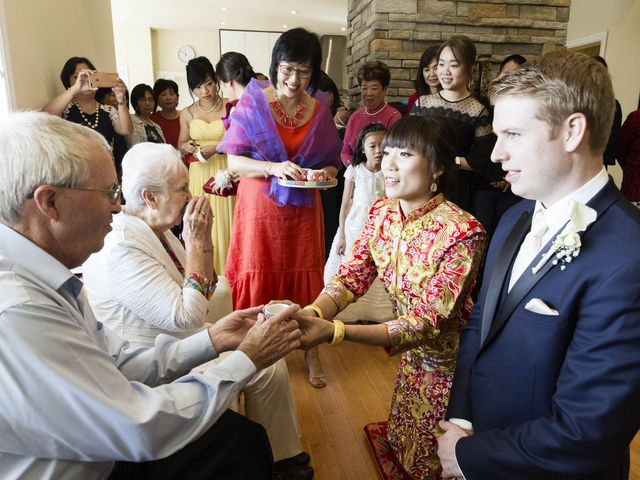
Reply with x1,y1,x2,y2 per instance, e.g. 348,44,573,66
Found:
151,28,220,109
111,18,153,96
2,0,116,110
567,0,640,117
567,0,640,186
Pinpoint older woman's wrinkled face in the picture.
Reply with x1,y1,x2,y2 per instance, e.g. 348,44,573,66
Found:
360,80,387,110
157,168,191,228
136,90,156,118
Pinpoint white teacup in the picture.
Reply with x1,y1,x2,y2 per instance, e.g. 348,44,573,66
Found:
263,303,290,319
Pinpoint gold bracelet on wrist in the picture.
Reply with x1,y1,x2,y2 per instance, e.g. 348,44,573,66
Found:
303,304,324,319
329,319,345,346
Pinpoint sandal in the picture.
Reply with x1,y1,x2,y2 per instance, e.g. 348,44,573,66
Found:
304,348,327,388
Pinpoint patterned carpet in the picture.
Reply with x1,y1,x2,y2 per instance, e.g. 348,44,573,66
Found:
364,421,412,480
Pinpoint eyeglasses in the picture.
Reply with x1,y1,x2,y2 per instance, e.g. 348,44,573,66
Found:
278,63,313,79
60,183,122,203
27,183,122,204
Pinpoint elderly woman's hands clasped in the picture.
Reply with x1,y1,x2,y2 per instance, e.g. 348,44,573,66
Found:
181,196,213,249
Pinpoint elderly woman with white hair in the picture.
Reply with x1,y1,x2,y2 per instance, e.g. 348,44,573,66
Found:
82,142,314,480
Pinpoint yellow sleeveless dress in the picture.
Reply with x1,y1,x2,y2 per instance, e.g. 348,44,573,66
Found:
188,118,235,273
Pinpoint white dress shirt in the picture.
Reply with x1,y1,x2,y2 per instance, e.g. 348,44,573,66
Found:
508,167,609,290
0,223,255,479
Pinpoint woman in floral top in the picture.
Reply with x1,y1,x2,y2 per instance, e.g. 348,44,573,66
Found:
297,115,487,479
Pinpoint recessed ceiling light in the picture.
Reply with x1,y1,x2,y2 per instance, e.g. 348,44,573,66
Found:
221,6,227,11
291,10,297,14
220,21,227,25
341,27,346,31
283,24,288,28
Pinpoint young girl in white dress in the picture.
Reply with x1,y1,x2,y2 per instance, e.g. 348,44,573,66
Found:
324,123,395,322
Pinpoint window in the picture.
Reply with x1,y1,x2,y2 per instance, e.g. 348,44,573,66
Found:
0,3,13,113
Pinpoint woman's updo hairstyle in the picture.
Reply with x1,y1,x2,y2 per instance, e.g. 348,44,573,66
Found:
216,52,256,88
186,56,218,92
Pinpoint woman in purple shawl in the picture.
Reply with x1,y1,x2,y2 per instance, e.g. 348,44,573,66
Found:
218,28,342,390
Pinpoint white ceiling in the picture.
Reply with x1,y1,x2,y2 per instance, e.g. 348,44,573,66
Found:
111,0,349,36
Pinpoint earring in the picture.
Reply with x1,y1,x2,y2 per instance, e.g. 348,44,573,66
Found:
431,173,438,193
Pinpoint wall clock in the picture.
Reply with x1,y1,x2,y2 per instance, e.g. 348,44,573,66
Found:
177,45,196,64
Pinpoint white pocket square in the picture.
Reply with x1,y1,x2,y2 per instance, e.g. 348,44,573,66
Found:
524,298,559,316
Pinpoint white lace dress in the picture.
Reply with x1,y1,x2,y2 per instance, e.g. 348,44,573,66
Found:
324,163,394,323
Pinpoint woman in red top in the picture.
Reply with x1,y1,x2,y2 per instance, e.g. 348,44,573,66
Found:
618,102,640,207
151,79,181,149
218,28,342,389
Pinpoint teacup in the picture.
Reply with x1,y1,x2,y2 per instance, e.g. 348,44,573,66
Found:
304,169,327,182
263,303,290,319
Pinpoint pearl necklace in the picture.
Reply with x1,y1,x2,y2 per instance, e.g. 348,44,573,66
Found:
197,99,217,113
270,91,308,127
363,102,386,116
73,99,100,129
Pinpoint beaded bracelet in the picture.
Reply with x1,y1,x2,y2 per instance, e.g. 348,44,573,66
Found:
303,304,324,319
329,319,345,346
183,273,217,300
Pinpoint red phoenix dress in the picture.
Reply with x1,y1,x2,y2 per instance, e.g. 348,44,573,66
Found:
323,195,486,479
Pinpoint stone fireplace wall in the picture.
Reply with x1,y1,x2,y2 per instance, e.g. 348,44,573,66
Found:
346,0,571,105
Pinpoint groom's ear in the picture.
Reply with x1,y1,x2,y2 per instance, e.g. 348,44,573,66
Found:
563,112,588,153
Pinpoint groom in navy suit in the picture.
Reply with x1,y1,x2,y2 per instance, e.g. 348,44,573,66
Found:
437,50,640,479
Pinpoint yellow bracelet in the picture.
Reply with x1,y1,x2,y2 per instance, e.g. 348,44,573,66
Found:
303,304,324,319
329,319,345,346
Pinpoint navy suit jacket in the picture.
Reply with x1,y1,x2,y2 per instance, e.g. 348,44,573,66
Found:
447,180,640,479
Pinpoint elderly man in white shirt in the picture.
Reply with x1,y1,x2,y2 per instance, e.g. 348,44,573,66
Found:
0,111,302,480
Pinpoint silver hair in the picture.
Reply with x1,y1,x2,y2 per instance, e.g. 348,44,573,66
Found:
0,111,110,224
121,143,187,212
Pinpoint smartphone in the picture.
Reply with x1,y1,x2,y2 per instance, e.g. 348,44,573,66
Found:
88,72,119,88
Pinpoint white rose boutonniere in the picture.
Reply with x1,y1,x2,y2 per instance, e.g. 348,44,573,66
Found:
531,199,597,274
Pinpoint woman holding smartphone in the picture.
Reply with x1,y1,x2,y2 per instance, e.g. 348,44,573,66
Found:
43,56,132,143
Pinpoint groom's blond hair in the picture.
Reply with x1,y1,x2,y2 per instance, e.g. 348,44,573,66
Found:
489,49,614,156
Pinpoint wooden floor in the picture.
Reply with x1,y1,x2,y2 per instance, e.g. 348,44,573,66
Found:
286,343,640,480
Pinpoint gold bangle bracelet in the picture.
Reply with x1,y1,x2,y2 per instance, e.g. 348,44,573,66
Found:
303,304,324,319
329,319,345,346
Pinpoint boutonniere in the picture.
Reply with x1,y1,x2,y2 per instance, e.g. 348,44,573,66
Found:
531,200,597,274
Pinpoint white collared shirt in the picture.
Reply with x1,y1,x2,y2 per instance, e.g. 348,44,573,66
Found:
0,223,255,479
508,167,609,290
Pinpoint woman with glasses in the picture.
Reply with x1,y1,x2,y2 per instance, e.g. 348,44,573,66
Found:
126,83,166,147
218,28,342,392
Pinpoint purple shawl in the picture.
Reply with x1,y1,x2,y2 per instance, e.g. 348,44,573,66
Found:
217,79,342,207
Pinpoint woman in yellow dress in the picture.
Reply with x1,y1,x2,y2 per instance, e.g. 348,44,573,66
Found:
179,56,234,273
